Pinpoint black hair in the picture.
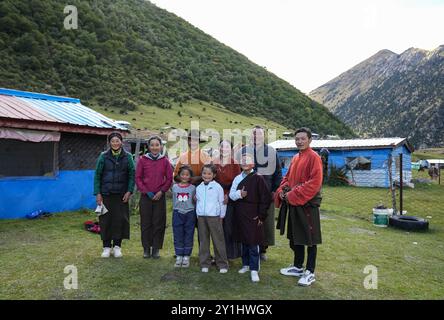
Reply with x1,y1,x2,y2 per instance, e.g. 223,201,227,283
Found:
108,132,123,143
201,164,217,175
295,127,312,139
178,165,194,177
147,135,162,145
147,135,162,153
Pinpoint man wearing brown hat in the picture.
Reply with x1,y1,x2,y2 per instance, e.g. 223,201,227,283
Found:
173,130,211,185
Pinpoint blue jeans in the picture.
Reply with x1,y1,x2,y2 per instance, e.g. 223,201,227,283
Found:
172,209,196,256
241,244,260,271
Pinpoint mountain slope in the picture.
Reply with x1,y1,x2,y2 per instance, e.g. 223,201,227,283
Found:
310,46,444,148
92,99,292,139
0,0,353,137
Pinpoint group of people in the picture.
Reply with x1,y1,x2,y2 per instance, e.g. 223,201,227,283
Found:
93,126,323,286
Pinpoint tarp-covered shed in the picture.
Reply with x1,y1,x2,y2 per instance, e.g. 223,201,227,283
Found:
0,88,129,219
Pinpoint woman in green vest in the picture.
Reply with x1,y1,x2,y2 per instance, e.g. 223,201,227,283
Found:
94,132,135,258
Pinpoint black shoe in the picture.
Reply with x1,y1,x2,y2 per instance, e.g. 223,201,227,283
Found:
143,248,151,259
152,248,160,259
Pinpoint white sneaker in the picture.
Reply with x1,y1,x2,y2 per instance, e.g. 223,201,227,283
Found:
219,268,228,274
175,256,183,267
113,246,122,258
182,256,190,268
251,270,260,282
280,265,304,277
201,267,209,273
238,266,250,274
101,247,111,258
298,270,316,286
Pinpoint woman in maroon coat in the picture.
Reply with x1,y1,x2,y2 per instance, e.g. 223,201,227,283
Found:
136,136,173,259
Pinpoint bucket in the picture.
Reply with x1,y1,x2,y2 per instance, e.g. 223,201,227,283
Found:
372,208,393,227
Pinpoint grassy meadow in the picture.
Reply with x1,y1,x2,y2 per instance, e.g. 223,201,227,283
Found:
90,99,292,141
0,183,443,300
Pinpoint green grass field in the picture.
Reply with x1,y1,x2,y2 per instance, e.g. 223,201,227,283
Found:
411,149,443,184
412,148,444,162
91,99,291,140
1,184,443,300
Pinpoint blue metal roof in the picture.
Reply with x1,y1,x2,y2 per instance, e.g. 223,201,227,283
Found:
0,88,128,132
0,88,80,103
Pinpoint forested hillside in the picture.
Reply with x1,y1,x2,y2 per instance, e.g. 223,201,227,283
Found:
0,0,353,136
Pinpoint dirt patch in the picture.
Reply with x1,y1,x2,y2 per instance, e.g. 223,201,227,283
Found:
160,271,182,282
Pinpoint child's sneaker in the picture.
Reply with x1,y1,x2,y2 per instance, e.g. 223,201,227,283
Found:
101,247,111,258
219,268,228,274
298,270,316,286
112,246,122,258
182,256,190,268
238,266,250,274
175,256,183,267
250,270,260,282
280,265,304,277
201,267,209,273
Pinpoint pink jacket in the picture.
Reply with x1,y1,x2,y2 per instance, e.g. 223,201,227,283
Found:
135,155,173,193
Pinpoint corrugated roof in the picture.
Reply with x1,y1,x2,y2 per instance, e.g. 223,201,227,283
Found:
270,138,411,151
428,159,444,164
0,88,128,132
0,94,60,122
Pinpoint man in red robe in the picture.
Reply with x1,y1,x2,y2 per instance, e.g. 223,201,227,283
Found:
274,127,323,287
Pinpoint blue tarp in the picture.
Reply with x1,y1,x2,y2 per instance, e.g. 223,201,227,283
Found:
0,170,96,219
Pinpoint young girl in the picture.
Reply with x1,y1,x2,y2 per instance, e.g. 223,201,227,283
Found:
136,135,173,259
229,154,271,282
172,166,196,268
195,164,228,273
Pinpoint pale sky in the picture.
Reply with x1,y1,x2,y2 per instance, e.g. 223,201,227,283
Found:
149,0,444,94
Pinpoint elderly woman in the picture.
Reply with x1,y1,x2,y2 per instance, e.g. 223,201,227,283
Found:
214,140,242,259
94,132,135,258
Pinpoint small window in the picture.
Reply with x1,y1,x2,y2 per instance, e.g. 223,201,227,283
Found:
0,139,57,178
346,156,371,171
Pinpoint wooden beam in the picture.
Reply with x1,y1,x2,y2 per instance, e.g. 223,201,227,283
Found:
0,118,128,136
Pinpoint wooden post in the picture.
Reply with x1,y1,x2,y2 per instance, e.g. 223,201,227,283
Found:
388,155,397,215
439,164,441,185
134,138,141,164
130,138,142,215
399,154,403,215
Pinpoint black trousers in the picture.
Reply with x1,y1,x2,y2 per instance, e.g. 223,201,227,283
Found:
140,194,167,249
103,239,122,248
291,243,317,273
